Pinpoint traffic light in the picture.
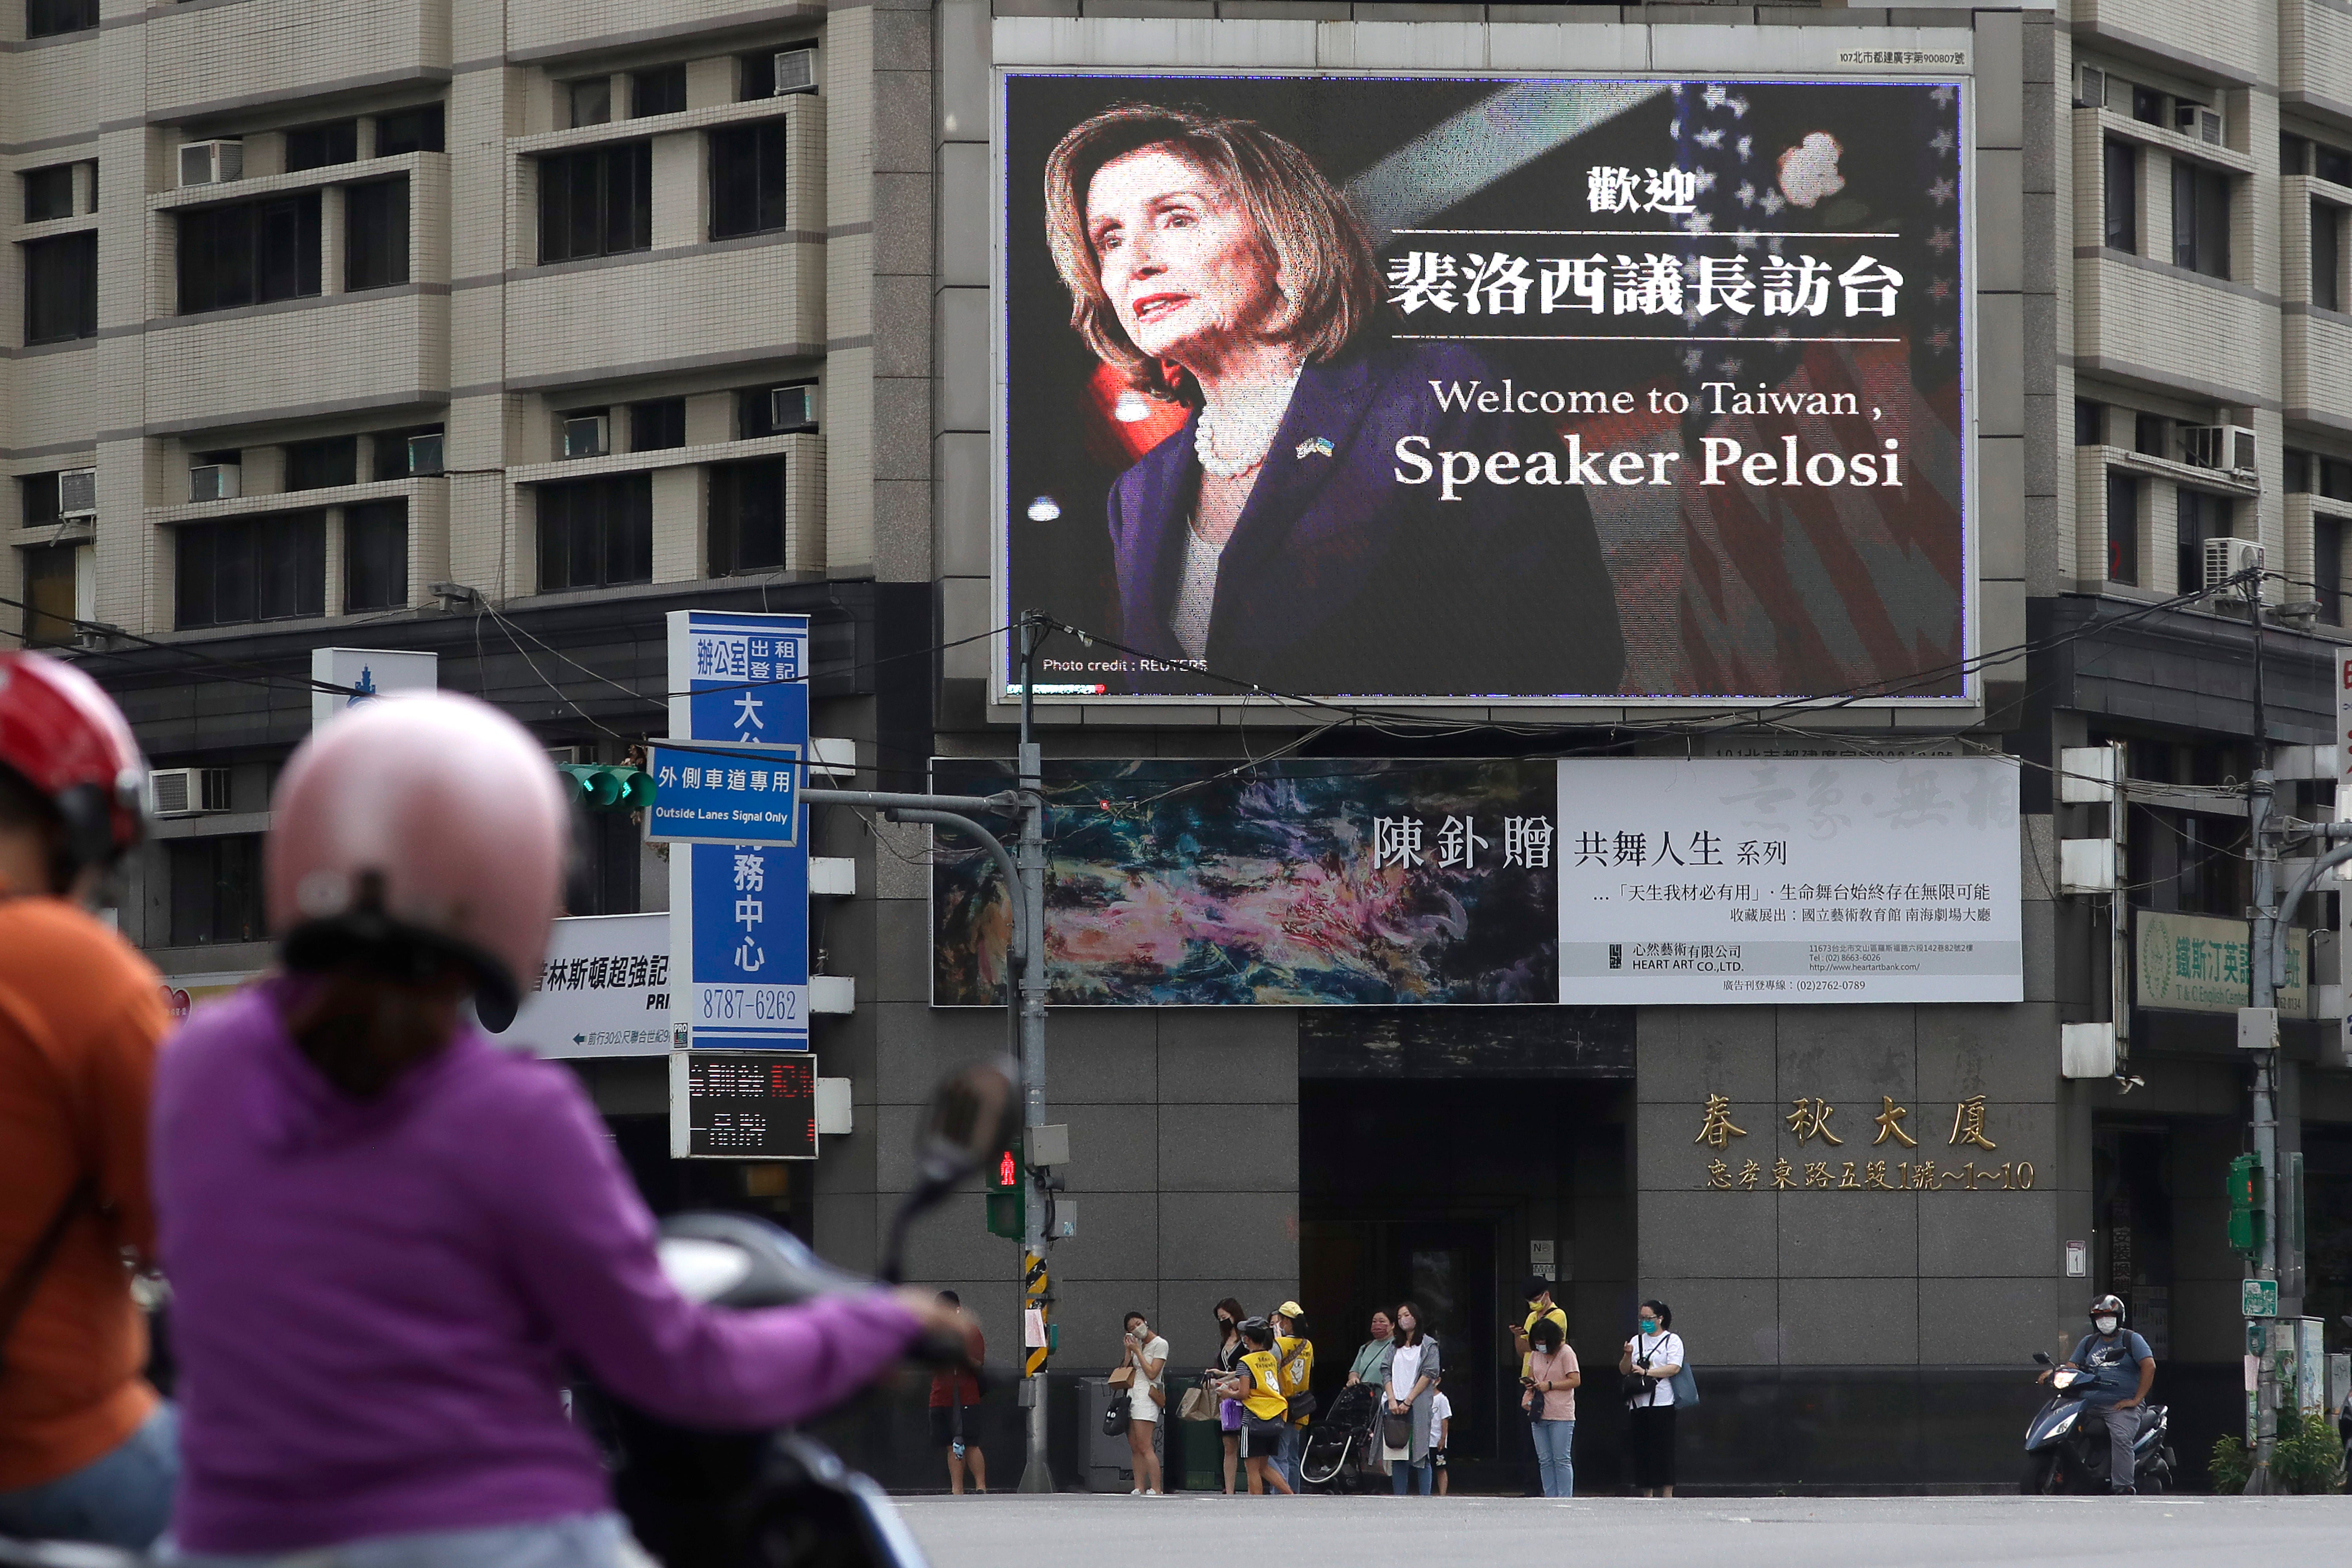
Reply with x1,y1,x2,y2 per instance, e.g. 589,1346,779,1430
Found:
2227,1152,2267,1256
986,1139,1024,1240
555,763,656,811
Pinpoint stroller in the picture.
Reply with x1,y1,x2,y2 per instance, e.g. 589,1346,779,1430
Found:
1299,1382,1379,1493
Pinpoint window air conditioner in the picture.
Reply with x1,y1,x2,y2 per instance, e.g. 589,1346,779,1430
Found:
773,48,815,95
2176,104,2223,146
189,464,241,503
2077,66,2108,111
769,385,817,431
178,139,244,188
2203,536,2264,598
406,432,445,476
149,766,231,817
2180,424,2257,479
561,416,609,459
56,468,97,520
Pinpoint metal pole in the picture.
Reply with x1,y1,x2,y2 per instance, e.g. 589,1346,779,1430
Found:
2243,566,2281,1493
1015,612,1054,1493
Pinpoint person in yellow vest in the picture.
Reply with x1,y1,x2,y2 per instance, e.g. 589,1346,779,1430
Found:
1218,1318,1294,1496
1272,1302,1315,1491
1508,1276,1569,1493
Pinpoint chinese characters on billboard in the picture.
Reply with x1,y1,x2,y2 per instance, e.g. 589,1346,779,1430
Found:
931,756,2019,1007
998,73,1968,702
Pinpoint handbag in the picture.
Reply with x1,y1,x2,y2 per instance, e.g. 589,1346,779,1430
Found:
1286,1392,1316,1421
1107,1364,1136,1390
1670,1364,1699,1407
1379,1405,1414,1450
1178,1385,1216,1422
1102,1396,1130,1437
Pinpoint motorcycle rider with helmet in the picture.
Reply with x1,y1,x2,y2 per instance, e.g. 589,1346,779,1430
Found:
0,653,175,1550
2038,1294,2155,1494
152,693,973,1565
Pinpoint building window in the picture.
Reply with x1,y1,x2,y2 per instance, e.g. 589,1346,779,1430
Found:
2102,140,2137,254
284,120,358,172
283,436,357,491
345,177,410,291
737,383,817,439
345,500,408,612
20,544,77,648
168,834,265,947
2076,399,2104,446
2321,142,2352,188
373,425,444,481
22,165,74,223
2130,85,2165,127
2316,513,2345,626
2172,162,2230,279
709,457,788,576
176,512,326,628
739,47,815,101
569,78,613,129
2314,200,2343,313
2134,413,2167,458
22,232,96,344
536,475,652,591
710,123,788,239
177,193,322,314
20,473,61,527
537,142,651,264
631,65,686,118
2105,471,2139,586
629,398,685,452
374,103,445,157
25,0,96,38
2176,489,2229,595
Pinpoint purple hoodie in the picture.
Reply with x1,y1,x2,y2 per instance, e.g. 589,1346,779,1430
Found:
153,981,918,1554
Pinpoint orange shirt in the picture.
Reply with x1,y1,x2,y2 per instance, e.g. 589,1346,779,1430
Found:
0,897,169,1491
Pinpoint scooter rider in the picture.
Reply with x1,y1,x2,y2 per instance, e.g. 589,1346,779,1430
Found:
2040,1294,2155,1494
153,693,974,1565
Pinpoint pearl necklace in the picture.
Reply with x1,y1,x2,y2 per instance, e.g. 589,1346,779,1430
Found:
1193,369,1304,479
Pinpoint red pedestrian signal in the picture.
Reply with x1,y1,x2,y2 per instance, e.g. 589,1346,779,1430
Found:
997,1149,1017,1189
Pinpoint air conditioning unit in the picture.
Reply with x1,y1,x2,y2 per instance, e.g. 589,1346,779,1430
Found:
2176,103,2224,146
405,432,445,476
178,139,244,188
561,415,609,460
2077,66,2108,111
149,766,231,817
2180,423,2257,478
2203,535,2264,597
769,385,817,431
56,468,96,520
189,464,241,503
773,48,815,95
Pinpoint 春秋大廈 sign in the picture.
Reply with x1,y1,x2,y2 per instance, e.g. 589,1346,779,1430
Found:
1556,756,2021,1004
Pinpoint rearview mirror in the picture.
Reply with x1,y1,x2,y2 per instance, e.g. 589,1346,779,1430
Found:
2032,1351,2052,1366
917,1057,1022,1191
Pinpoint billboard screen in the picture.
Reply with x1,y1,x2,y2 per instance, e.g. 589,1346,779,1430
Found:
997,71,1969,703
931,755,2017,1007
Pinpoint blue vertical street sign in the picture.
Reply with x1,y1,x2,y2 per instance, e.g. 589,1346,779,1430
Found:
667,611,811,1050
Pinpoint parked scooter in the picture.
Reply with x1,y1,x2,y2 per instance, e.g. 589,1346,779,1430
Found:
0,1058,1020,1568
2022,1351,2176,1494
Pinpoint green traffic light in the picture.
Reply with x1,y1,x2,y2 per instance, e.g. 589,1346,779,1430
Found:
621,769,658,811
554,762,654,812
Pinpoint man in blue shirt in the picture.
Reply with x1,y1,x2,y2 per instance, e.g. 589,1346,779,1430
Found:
2046,1294,2156,1493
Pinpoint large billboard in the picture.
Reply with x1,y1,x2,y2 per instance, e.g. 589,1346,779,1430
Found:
931,755,2018,1007
997,71,1969,704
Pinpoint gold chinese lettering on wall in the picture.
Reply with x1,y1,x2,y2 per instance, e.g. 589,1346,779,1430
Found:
1694,1093,2032,1191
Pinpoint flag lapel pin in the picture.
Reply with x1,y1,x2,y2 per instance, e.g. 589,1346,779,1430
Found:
1295,436,1335,460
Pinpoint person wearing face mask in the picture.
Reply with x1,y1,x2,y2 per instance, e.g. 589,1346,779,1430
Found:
1118,1310,1169,1495
1270,1303,1314,1493
1207,1298,1247,1494
1343,1310,1393,1482
1619,1299,1683,1497
1383,1303,1441,1495
2041,1295,2154,1494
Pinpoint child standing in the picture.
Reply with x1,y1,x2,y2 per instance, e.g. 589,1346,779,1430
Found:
1428,1379,1452,1495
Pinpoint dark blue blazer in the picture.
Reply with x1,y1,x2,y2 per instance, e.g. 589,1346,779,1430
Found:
1106,338,1624,698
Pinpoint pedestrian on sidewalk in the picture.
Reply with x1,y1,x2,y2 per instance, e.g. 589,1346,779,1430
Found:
1225,1318,1294,1495
1383,1303,1441,1495
1620,1299,1683,1497
1522,1316,1579,1498
1209,1298,1247,1494
1272,1302,1315,1493
930,1292,985,1494
1344,1310,1394,1481
1428,1378,1452,1495
1118,1310,1169,1495
1508,1277,1569,1495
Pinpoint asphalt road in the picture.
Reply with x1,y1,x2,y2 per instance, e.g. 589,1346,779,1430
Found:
897,1493,2349,1568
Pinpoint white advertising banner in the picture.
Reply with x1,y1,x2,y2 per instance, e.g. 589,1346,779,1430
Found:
495,912,673,1058
1557,756,2022,1004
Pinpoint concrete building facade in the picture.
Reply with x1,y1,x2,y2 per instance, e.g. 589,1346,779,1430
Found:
9,0,2348,1494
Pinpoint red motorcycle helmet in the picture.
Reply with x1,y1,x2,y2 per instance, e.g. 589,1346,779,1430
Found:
0,650,147,884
